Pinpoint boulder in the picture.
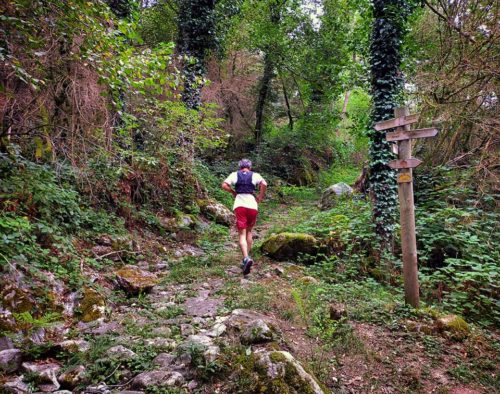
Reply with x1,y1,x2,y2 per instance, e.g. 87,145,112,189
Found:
107,345,137,361
180,324,195,337
256,351,327,394
0,349,22,373
227,309,271,330
241,319,278,345
132,370,184,389
78,287,106,322
152,353,176,368
435,314,469,339
261,233,318,261
22,361,61,392
58,365,86,388
56,339,90,353
2,376,30,394
197,199,234,226
319,182,353,210
0,336,14,351
115,266,159,295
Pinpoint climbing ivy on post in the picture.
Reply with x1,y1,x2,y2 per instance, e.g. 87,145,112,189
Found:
369,0,413,249
177,0,217,110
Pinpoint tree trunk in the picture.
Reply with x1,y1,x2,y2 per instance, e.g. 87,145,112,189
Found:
281,77,293,130
341,90,350,119
177,0,216,111
369,0,413,249
254,53,274,144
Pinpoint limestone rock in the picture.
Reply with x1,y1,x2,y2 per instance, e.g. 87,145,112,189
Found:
0,283,35,315
436,314,469,339
153,353,176,368
241,319,278,345
22,361,61,392
261,233,318,261
257,351,327,394
58,365,86,388
0,349,22,373
206,322,226,337
107,345,136,361
57,339,90,353
115,266,159,295
116,392,144,394
184,294,223,317
197,199,234,226
0,336,14,351
151,326,172,337
179,335,220,364
319,182,353,210
181,324,195,336
79,287,106,322
2,376,30,393
299,276,319,285
132,370,184,389
227,309,271,330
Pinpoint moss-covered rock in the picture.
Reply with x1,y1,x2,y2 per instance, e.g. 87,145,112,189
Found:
114,265,159,295
197,198,234,226
318,182,353,211
256,350,327,394
0,283,34,315
241,319,279,345
58,365,86,388
261,233,318,262
435,314,469,339
78,287,106,322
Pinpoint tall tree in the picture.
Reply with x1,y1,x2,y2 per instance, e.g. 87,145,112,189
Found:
369,0,413,248
177,0,217,110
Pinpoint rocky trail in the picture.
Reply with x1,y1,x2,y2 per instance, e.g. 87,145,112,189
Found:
1,197,498,394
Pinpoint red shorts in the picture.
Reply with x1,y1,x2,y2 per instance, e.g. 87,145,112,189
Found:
234,207,258,230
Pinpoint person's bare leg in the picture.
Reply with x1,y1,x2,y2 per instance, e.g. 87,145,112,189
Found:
238,228,248,258
246,227,253,257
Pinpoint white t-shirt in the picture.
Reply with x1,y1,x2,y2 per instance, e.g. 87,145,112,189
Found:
224,171,266,211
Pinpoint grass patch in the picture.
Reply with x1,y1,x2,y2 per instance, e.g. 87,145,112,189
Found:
318,164,361,189
222,282,273,312
163,255,227,284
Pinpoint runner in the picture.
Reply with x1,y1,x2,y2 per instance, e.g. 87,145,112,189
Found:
222,159,267,275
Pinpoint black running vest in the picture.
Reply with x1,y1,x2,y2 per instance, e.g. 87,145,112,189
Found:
235,170,256,194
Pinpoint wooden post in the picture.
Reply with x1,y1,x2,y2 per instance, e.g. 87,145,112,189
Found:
394,106,419,307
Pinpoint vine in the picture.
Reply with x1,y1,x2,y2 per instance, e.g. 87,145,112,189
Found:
177,0,217,110
368,0,414,248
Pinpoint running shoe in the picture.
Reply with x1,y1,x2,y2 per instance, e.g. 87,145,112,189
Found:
242,256,253,275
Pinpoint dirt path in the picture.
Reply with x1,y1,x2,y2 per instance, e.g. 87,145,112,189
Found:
2,197,496,394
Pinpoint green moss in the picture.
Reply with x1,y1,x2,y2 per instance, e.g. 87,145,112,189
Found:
261,232,318,261
283,360,317,394
115,266,159,288
79,287,106,322
269,352,287,363
436,314,469,340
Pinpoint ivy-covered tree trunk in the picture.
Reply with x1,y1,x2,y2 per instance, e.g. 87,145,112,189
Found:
177,0,216,110
105,0,135,19
255,53,274,143
369,0,412,248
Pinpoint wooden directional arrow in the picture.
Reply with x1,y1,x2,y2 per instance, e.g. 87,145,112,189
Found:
388,158,422,169
386,127,438,142
374,114,419,131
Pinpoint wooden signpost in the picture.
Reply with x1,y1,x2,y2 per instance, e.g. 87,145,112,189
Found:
375,107,439,308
